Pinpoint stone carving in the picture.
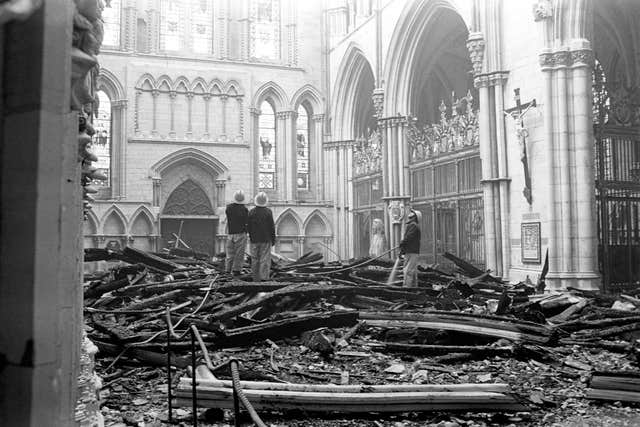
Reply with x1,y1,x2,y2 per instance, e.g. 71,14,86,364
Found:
369,218,386,257
353,129,382,176
388,200,406,224
570,49,595,67
466,32,485,76
607,83,640,127
532,0,553,21
372,88,384,119
406,91,479,162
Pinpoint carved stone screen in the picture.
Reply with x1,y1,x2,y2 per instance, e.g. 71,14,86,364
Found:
163,179,214,216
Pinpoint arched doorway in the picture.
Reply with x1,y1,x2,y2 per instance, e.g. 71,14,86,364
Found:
160,179,216,255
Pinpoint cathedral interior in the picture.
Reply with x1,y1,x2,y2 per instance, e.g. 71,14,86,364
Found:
1,0,640,426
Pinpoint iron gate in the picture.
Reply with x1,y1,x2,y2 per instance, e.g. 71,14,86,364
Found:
593,62,640,289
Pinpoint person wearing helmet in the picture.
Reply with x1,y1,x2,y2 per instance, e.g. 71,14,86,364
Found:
225,190,249,276
247,191,276,282
399,209,422,287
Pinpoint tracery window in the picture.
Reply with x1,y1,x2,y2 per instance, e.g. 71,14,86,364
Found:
251,0,280,61
191,0,213,54
160,0,186,51
258,101,276,189
102,0,121,47
93,91,112,187
296,105,310,190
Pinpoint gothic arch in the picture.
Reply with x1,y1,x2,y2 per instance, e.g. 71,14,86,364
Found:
191,78,207,94
225,80,244,96
209,78,224,95
252,81,289,111
135,73,156,90
149,147,229,180
83,210,99,235
331,43,376,139
383,0,470,116
174,76,190,93
97,68,126,101
156,74,173,91
303,210,331,235
291,84,323,113
100,205,127,235
129,206,156,235
276,208,302,235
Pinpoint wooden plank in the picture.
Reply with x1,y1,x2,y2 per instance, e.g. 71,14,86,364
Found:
364,342,515,357
363,319,550,344
174,398,528,413
181,378,511,394
585,388,640,403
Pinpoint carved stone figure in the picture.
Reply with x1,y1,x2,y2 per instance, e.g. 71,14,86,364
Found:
369,218,386,258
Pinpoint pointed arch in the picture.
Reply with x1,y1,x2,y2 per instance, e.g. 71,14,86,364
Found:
163,179,214,215
101,205,127,235
225,79,243,96
175,76,190,93
83,210,99,235
383,0,470,116
191,78,207,94
157,74,174,91
97,68,126,100
252,81,288,111
149,147,229,180
275,208,302,235
303,209,332,235
209,78,224,95
129,206,156,235
331,42,376,139
135,73,156,90
291,84,323,113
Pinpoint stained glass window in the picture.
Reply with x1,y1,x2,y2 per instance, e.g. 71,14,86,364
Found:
259,101,276,189
251,0,280,60
296,105,310,190
102,0,121,47
191,0,213,54
93,91,112,187
160,0,185,51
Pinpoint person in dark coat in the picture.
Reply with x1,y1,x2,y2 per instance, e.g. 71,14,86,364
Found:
225,190,249,276
247,192,276,282
399,209,422,287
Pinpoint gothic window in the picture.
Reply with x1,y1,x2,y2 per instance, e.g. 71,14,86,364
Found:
102,0,121,47
191,0,213,54
160,0,186,51
258,100,276,189
251,0,280,61
296,105,310,190
93,91,112,188
163,179,214,215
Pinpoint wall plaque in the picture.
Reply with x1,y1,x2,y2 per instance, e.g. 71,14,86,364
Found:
521,222,541,263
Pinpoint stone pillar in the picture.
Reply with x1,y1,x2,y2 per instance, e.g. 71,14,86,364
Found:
570,45,600,288
250,107,260,193
111,99,127,199
123,3,137,51
215,179,226,209
203,94,211,139
151,89,159,136
312,114,325,200
186,92,194,138
276,110,296,201
169,90,177,138
0,1,80,425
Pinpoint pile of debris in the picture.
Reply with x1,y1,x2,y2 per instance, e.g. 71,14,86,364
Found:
84,247,640,426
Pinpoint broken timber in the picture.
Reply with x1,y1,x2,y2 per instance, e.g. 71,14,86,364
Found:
360,311,554,344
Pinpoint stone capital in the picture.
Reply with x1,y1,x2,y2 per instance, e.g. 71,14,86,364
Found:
466,32,485,76
570,49,595,68
532,0,553,21
169,90,177,99
112,99,128,109
249,107,261,116
312,113,325,122
372,88,384,118
276,110,296,120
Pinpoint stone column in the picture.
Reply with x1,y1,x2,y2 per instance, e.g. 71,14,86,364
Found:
111,100,128,199
215,179,226,209
493,75,511,278
203,94,211,139
275,111,289,200
186,92,194,138
151,89,159,136
220,94,228,138
123,3,137,51
250,107,260,193
169,90,177,138
570,46,600,288
312,114,325,200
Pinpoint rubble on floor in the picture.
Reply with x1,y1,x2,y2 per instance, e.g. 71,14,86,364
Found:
84,247,640,426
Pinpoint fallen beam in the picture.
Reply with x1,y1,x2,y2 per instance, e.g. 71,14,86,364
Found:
216,310,358,347
362,342,515,357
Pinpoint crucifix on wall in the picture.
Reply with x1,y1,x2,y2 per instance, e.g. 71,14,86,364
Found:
505,88,536,205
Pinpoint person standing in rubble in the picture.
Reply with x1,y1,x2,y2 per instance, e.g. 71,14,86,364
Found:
225,190,249,276
247,191,276,282
399,209,422,287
